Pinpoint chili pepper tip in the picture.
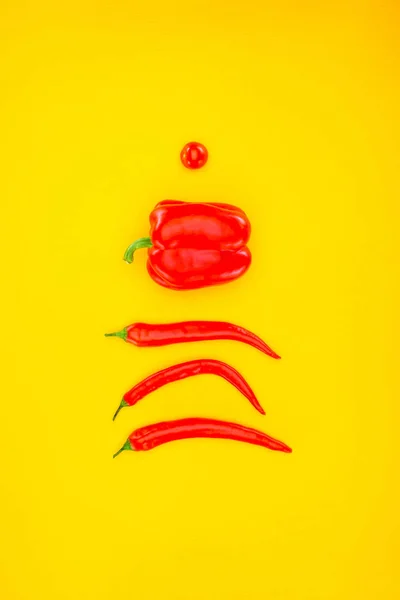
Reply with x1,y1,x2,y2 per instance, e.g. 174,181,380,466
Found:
113,440,133,458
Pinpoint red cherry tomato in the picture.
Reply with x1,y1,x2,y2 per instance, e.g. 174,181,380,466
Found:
180,142,208,169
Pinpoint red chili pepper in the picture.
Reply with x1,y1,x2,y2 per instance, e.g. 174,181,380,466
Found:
123,200,251,289
113,418,292,456
180,141,208,169
113,359,265,420
105,320,280,359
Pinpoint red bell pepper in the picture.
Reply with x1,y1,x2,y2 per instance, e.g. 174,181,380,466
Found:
123,200,252,290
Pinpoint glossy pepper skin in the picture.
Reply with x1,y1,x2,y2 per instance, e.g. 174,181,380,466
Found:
105,320,280,359
123,200,252,290
112,359,265,420
113,418,292,456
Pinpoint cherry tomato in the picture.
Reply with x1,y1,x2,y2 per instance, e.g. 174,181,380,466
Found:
180,141,208,169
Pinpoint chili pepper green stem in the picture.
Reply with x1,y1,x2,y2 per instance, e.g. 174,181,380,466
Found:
112,399,129,421
113,440,133,459
123,237,153,263
104,327,128,341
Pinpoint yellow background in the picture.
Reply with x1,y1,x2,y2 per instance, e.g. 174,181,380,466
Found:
1,1,399,599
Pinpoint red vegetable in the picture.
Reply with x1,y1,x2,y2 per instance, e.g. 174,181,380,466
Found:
105,320,280,359
123,200,251,290
113,359,265,420
180,141,208,169
113,418,292,456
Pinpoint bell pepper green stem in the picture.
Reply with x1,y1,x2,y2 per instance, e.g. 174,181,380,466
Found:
123,237,153,263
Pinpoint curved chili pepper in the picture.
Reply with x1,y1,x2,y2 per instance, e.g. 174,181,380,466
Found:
113,359,265,420
123,201,252,290
113,418,292,456
105,320,280,359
